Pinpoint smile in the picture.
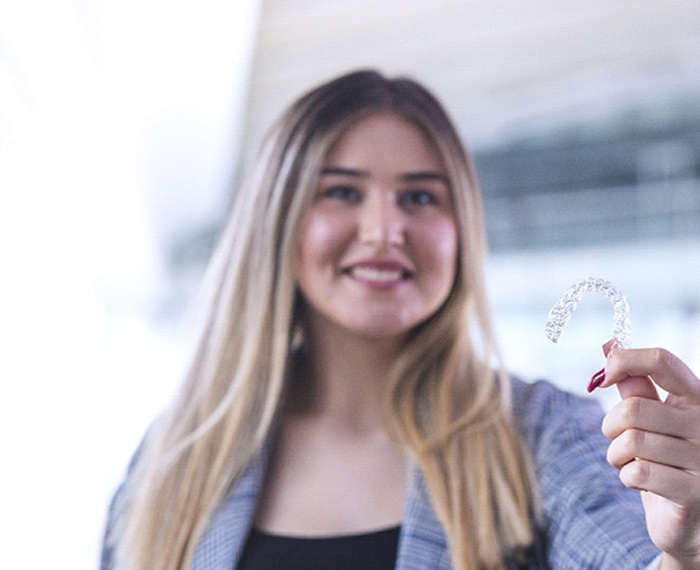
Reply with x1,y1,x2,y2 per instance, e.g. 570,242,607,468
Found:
350,266,406,282
343,262,413,287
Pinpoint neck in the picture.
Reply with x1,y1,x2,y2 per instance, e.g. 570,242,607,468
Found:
292,314,407,433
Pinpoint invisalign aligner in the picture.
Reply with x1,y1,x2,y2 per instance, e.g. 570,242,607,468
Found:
545,277,631,348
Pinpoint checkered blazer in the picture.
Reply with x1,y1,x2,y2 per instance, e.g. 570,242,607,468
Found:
102,378,661,569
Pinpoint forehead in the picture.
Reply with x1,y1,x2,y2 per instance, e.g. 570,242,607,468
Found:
323,113,445,173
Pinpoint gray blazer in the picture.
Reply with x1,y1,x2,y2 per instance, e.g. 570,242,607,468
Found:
103,378,661,569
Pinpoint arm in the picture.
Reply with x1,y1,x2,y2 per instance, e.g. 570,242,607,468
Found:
100,482,124,570
99,437,147,570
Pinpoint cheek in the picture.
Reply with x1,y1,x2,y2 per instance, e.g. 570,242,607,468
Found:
440,222,459,260
304,215,339,252
428,219,459,278
295,211,350,279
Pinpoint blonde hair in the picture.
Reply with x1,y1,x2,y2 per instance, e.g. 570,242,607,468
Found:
109,70,536,569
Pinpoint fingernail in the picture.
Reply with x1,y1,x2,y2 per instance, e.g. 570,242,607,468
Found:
587,368,606,393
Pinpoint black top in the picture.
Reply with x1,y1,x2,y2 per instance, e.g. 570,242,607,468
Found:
237,525,401,570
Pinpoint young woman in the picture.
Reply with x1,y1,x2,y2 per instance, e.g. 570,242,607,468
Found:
102,70,700,570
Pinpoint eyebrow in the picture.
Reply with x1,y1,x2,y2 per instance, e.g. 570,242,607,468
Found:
319,167,368,178
319,167,448,185
401,172,449,185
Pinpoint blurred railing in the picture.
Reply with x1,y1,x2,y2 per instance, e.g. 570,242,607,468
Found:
485,178,700,250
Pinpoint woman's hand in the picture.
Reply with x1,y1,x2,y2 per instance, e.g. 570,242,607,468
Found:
600,344,700,569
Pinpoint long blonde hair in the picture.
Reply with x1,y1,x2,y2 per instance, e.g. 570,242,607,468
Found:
110,70,536,569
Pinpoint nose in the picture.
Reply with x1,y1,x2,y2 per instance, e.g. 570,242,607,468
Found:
358,192,405,247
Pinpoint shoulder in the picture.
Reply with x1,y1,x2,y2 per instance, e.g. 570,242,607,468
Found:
509,375,601,418
508,376,605,449
507,375,616,490
507,376,660,567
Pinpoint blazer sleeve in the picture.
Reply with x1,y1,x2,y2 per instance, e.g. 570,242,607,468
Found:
100,479,126,570
511,378,661,569
99,436,147,570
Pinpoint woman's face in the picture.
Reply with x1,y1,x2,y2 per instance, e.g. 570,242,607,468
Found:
294,112,459,340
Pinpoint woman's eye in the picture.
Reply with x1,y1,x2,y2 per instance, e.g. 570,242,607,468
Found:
399,189,437,207
322,185,361,202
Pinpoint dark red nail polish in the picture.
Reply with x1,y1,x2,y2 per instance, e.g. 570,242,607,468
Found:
587,368,606,393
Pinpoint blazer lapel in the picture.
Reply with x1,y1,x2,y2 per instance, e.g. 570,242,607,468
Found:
192,447,269,570
192,449,452,570
396,467,452,570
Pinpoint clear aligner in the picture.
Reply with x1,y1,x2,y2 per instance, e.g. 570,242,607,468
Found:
545,277,631,348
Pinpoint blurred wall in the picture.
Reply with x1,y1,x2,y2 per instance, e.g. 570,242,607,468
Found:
0,1,260,568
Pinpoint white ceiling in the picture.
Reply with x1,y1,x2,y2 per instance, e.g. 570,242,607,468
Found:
240,0,700,167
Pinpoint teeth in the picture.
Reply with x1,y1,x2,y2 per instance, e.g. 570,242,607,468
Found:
350,267,404,282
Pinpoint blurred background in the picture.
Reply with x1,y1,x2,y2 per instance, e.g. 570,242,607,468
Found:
1,0,699,567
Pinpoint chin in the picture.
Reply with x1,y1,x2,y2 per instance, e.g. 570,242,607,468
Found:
342,315,424,341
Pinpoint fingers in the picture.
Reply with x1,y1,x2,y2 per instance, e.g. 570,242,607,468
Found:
597,344,700,564
614,375,659,401
591,341,659,399
617,460,698,507
605,412,700,507
606,428,696,472
600,353,700,508
601,347,700,400
602,396,691,441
